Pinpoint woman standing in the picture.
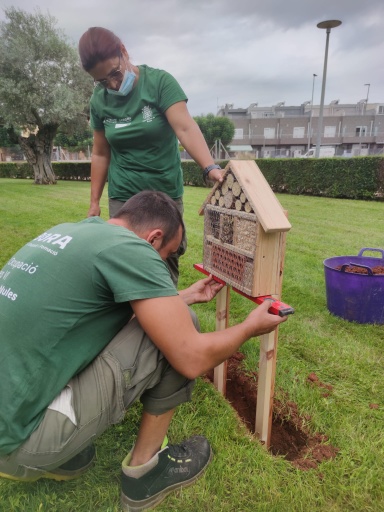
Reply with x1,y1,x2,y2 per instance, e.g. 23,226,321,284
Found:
78,27,223,285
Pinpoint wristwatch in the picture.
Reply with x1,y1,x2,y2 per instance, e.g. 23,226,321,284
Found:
203,164,221,178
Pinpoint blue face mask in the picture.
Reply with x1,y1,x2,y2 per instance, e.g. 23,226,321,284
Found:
107,68,136,96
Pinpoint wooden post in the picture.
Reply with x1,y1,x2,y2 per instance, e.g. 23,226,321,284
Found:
255,228,287,448
213,285,230,394
255,329,278,446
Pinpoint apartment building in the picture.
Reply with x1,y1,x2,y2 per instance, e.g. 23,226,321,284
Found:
217,101,384,158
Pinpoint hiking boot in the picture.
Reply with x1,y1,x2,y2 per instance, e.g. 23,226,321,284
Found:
0,444,95,482
44,443,96,481
121,435,212,511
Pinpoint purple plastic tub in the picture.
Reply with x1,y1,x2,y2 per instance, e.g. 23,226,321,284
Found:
323,247,384,324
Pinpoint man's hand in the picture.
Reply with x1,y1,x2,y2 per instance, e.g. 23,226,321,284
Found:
179,276,224,306
244,300,288,337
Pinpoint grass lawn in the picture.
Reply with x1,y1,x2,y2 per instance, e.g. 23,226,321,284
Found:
0,179,383,511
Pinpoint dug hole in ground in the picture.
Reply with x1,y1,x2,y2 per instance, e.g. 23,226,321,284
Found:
206,352,339,471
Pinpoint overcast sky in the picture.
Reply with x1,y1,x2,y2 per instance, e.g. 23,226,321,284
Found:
1,0,383,116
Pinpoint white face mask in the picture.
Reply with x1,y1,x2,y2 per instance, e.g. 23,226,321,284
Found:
107,68,136,96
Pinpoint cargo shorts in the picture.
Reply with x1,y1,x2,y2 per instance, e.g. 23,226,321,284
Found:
0,310,198,480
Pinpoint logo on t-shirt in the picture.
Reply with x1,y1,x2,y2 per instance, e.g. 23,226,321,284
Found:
142,106,154,123
104,116,132,128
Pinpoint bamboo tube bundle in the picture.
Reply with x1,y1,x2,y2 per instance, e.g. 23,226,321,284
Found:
220,214,234,244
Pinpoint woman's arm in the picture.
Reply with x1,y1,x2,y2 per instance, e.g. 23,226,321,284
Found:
165,101,224,182
88,130,111,217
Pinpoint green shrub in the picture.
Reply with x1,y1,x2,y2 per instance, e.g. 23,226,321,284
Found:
2,157,384,200
257,156,384,200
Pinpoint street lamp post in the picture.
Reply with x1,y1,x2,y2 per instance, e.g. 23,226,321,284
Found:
315,20,342,158
364,83,370,114
308,73,317,151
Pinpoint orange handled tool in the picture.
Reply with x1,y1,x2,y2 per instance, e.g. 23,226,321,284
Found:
193,263,294,317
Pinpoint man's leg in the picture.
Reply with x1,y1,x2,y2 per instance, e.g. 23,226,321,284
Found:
121,415,212,512
0,310,206,488
119,311,212,511
130,409,175,466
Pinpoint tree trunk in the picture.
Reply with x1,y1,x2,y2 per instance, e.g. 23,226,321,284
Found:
18,124,58,184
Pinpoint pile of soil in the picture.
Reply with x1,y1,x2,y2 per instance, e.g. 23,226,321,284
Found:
206,353,339,470
335,264,384,275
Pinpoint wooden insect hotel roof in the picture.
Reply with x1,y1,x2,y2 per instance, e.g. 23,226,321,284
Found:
199,160,291,233
199,160,291,297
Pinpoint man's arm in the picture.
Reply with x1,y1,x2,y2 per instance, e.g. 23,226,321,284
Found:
131,295,286,380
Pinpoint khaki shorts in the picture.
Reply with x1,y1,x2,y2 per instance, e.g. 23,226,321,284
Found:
0,312,198,480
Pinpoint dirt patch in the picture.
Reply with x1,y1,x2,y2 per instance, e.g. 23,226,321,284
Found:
335,264,384,275
206,353,339,470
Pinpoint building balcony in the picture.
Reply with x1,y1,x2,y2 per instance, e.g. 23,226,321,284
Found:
232,134,382,147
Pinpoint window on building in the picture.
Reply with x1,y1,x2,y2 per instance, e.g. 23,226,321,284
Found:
233,128,243,140
264,127,275,139
293,127,305,138
356,126,367,137
324,126,336,137
378,106,384,114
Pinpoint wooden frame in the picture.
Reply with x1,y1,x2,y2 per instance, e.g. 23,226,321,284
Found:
198,160,291,448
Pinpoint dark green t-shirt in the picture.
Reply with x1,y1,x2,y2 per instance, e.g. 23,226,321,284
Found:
90,65,188,201
0,218,177,455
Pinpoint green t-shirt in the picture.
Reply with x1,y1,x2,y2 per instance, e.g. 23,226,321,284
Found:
90,65,188,201
0,217,177,455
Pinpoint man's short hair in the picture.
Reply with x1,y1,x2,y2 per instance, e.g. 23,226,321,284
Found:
114,191,184,248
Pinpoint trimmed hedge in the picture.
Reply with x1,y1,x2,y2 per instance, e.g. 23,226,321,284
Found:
257,156,384,200
1,157,384,200
182,156,384,200
0,162,91,180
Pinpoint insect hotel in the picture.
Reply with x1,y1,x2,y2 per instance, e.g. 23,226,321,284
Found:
198,159,292,447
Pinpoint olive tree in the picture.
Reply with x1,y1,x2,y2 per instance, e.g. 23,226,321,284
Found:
0,7,92,184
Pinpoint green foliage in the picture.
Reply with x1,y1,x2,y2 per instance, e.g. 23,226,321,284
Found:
0,162,90,180
194,114,235,148
0,125,20,147
181,156,384,200
52,162,91,180
258,156,384,200
0,7,92,133
54,126,93,153
2,156,384,200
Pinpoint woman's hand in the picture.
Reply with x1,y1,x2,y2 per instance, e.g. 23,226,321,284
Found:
207,168,225,183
